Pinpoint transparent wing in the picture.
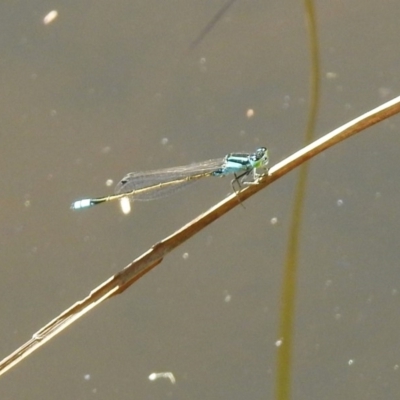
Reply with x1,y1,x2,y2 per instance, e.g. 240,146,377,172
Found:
114,157,225,201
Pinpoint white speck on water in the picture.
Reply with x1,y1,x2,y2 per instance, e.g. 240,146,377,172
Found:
43,10,58,25
120,197,131,215
148,372,176,384
246,109,254,118
326,72,338,79
223,291,231,303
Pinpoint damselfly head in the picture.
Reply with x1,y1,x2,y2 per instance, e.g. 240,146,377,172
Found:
253,147,269,167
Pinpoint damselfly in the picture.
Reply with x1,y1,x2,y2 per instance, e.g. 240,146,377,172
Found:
71,147,269,210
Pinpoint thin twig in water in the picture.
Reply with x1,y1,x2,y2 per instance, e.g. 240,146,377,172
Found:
0,96,400,376
188,0,238,51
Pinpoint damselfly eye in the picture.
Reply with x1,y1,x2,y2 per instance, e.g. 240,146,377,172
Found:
255,147,266,160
